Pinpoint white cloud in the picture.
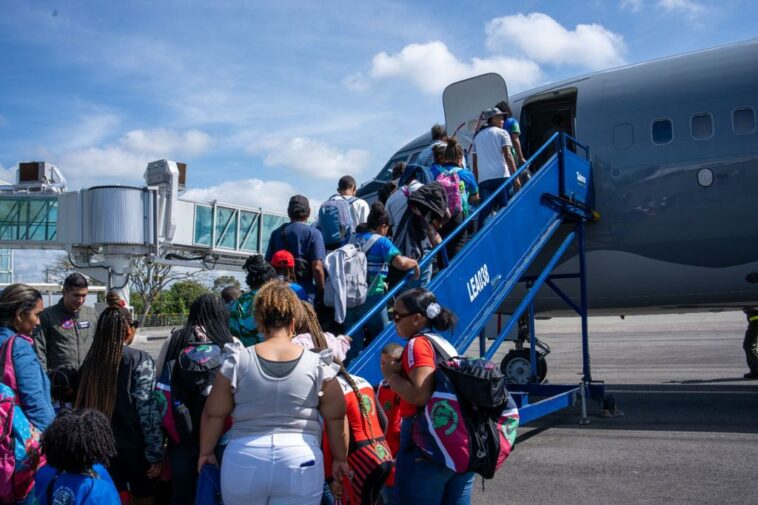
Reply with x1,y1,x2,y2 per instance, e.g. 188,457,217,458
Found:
342,72,371,92
620,0,644,11
9,250,65,284
369,41,542,95
182,178,307,215
0,164,15,185
657,0,706,17
54,128,213,187
485,13,627,70
57,112,121,151
120,129,212,157
249,137,370,180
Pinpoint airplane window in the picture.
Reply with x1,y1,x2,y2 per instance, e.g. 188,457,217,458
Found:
691,113,713,140
613,123,634,149
651,118,673,145
733,107,756,135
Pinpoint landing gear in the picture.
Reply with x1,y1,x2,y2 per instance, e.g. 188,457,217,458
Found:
500,313,550,384
500,349,547,384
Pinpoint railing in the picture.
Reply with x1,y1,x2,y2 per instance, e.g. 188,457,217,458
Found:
344,132,589,344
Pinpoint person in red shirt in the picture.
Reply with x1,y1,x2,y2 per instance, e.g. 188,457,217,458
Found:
302,302,392,505
379,288,475,505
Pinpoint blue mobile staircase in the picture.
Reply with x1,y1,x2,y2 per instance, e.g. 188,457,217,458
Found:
346,133,604,425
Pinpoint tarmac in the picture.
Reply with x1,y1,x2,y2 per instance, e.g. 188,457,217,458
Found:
133,310,758,505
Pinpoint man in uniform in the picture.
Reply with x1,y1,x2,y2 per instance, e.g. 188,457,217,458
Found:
34,272,99,373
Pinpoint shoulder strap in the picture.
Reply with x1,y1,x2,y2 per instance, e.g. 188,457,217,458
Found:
417,333,456,363
0,335,18,393
359,234,382,253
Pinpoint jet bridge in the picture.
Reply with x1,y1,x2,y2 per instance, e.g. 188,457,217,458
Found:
0,160,289,301
346,133,605,424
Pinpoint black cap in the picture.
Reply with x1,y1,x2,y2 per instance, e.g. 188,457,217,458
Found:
288,195,310,219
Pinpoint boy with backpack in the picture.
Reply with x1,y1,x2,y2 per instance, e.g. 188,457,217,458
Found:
265,195,326,303
317,175,370,250
325,203,419,365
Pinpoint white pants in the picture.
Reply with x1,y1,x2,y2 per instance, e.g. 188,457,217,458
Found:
221,433,324,505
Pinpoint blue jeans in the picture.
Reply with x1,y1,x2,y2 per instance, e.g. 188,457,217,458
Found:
395,418,475,505
477,178,512,229
343,293,389,365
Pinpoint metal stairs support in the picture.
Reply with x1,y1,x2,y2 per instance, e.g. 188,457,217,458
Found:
346,133,603,424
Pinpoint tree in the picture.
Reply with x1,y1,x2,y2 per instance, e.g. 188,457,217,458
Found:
212,275,241,293
129,258,199,324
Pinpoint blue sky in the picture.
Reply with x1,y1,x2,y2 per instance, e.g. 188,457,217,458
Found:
1,0,756,280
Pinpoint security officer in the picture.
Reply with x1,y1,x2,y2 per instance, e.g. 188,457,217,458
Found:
743,308,758,379
34,272,98,373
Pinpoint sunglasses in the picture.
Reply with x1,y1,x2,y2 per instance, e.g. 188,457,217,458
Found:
392,311,415,323
130,320,141,329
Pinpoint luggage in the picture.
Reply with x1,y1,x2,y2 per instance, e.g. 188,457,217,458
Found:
319,195,358,248
324,234,382,311
0,335,44,502
411,334,519,478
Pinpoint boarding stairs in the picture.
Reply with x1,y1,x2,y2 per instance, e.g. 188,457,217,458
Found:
346,133,604,424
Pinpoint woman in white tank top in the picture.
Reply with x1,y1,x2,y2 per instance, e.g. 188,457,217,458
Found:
198,281,350,505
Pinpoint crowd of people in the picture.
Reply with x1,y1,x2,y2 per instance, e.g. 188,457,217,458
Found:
0,102,526,505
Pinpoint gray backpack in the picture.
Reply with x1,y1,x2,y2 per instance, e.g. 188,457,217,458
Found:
324,234,382,309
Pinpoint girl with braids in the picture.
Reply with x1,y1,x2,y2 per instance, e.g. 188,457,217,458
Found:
293,301,351,362
380,288,475,505
228,254,277,346
297,302,392,505
75,291,163,505
34,409,120,503
0,284,53,505
198,280,350,505
157,293,234,505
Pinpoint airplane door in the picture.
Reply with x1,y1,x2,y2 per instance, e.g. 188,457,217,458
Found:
443,73,508,153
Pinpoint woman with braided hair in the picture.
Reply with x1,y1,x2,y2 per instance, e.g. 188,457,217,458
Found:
75,291,163,505
297,300,392,505
156,293,235,505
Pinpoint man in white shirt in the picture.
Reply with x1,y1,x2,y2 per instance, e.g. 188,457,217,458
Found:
333,175,370,230
472,107,518,228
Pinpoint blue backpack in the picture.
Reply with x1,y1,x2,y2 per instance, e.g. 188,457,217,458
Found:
318,195,357,248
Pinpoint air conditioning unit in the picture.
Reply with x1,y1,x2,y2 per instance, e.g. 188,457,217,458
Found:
16,162,67,192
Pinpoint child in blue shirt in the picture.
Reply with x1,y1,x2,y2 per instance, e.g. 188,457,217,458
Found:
35,409,120,504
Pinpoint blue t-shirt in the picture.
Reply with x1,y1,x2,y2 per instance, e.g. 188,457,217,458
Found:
35,464,119,504
352,232,400,293
265,222,326,291
289,282,308,301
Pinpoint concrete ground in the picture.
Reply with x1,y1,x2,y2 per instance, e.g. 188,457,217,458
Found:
472,311,758,505
133,311,758,505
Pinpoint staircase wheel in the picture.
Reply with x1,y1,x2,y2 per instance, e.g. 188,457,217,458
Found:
500,349,547,384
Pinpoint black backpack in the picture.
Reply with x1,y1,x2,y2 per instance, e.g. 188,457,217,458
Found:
170,342,224,444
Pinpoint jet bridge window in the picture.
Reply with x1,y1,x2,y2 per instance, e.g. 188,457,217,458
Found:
732,107,756,135
651,118,673,145
690,113,713,140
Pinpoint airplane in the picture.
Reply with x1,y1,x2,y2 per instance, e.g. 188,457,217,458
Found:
357,39,758,320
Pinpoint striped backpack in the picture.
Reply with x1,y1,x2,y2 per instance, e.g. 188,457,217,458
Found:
0,335,44,502
412,334,519,479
